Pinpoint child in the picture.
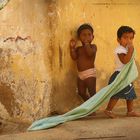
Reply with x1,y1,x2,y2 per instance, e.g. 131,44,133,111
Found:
69,23,97,102
104,26,140,118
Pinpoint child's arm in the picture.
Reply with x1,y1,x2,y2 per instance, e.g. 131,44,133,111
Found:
84,43,97,57
118,43,134,64
69,39,78,60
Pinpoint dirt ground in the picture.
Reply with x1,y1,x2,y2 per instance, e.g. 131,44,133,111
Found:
0,89,140,139
0,107,140,140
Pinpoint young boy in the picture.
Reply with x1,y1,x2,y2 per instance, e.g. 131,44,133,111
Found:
104,26,140,118
69,23,97,102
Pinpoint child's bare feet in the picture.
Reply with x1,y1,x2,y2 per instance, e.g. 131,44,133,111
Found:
104,110,118,119
127,111,140,117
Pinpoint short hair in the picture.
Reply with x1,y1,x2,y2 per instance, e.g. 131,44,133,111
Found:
117,26,135,39
77,23,94,37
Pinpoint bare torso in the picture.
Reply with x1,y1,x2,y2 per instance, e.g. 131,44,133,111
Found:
76,44,97,71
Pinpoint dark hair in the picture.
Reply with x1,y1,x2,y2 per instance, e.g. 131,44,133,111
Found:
117,26,135,39
77,23,94,37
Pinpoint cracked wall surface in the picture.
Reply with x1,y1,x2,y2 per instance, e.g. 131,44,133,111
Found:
0,37,52,122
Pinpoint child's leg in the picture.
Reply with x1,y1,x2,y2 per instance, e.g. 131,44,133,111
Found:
126,99,133,112
104,98,119,118
84,77,96,116
106,98,118,111
77,78,89,101
126,100,140,117
85,77,96,97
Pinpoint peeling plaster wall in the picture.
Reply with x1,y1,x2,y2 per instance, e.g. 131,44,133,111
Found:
0,0,140,122
0,38,52,122
0,0,53,122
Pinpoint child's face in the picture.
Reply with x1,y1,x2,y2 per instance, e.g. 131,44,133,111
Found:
79,29,94,45
117,32,134,47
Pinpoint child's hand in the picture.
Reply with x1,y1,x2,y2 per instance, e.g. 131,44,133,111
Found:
127,42,134,52
69,39,77,49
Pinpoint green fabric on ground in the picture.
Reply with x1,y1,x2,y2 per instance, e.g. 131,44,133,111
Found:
28,55,138,131
0,0,10,10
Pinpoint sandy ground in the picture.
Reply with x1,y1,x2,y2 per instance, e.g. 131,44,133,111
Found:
0,88,140,139
0,107,140,140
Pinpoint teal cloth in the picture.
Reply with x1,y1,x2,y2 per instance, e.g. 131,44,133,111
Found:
0,0,10,10
28,54,138,131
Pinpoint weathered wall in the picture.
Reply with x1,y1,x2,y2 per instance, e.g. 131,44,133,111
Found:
0,0,53,122
52,0,140,112
0,0,140,122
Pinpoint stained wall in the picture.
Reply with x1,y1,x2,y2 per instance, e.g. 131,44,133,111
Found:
0,0,140,122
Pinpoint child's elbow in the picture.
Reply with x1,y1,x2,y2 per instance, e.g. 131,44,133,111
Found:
121,59,130,64
122,61,128,64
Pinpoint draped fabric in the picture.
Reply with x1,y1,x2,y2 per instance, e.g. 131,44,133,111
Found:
28,54,138,131
0,0,10,10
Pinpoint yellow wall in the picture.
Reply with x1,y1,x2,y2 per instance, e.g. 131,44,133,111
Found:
0,0,140,122
53,0,140,111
